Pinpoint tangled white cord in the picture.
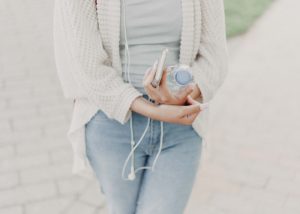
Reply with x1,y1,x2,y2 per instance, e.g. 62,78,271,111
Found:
121,0,164,181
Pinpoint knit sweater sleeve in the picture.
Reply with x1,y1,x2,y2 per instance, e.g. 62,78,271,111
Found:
191,0,228,103
53,0,142,124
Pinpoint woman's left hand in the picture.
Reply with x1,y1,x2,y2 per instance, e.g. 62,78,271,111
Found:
143,65,195,105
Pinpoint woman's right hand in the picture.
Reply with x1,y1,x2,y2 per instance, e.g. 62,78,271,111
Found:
151,95,201,125
131,95,201,125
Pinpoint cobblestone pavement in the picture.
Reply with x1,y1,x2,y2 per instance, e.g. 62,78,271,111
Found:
185,0,300,213
0,0,107,213
0,0,299,214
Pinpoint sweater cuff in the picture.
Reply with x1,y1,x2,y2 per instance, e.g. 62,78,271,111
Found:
113,86,143,124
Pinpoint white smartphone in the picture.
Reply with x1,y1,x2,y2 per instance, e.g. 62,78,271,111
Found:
151,48,169,88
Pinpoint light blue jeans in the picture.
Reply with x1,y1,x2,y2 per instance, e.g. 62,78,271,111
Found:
85,95,203,214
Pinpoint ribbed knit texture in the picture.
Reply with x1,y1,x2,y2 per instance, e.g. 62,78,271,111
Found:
191,0,229,103
53,0,228,179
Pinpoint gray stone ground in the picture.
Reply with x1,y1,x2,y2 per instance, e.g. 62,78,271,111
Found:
0,0,299,213
186,0,300,213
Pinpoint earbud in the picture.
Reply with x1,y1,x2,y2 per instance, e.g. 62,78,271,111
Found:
128,167,136,180
128,172,135,181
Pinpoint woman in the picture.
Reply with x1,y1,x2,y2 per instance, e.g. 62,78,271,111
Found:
53,0,228,213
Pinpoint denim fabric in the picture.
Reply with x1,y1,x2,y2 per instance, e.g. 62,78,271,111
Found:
85,95,203,214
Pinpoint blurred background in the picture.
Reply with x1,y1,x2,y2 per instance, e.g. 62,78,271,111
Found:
0,0,299,213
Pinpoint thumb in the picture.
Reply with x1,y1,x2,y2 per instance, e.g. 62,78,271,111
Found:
143,67,152,81
177,85,194,100
187,95,199,105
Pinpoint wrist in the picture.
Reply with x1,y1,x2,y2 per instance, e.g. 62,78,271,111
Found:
130,96,158,118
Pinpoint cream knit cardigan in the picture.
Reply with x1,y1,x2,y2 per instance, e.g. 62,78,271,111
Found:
53,0,228,179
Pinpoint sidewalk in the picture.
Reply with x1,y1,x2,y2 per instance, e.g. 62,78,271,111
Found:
185,0,300,213
0,1,106,213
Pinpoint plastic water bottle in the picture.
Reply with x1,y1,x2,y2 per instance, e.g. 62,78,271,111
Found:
166,64,194,94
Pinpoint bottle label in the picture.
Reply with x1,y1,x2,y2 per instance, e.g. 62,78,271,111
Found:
166,64,194,93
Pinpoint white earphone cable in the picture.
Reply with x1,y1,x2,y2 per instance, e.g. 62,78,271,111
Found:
121,0,150,181
121,0,164,181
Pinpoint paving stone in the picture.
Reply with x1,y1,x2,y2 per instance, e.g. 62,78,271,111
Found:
11,114,67,133
209,193,258,214
0,144,15,160
25,196,74,214
15,137,68,155
49,146,73,163
79,182,106,207
64,201,97,214
0,206,23,214
0,182,57,207
57,177,89,195
283,195,300,213
0,153,50,173
0,129,44,145
20,163,72,184
0,172,19,190
266,178,300,196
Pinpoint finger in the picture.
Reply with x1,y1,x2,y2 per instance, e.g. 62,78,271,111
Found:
154,99,161,105
146,89,161,102
180,104,201,117
149,60,159,81
188,112,199,121
159,69,170,92
145,83,163,102
152,95,162,104
145,87,160,100
160,68,168,87
144,60,158,87
186,95,199,105
158,69,173,101
144,66,156,86
147,84,160,97
143,67,152,82
181,112,199,125
144,61,164,101
175,85,194,101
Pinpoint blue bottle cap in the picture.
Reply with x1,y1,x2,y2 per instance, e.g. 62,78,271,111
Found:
174,69,193,85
